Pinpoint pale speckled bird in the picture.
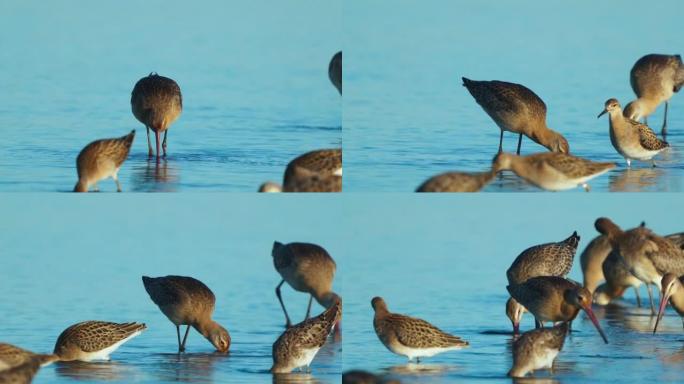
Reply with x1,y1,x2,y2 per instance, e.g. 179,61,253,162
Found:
271,298,341,373
259,149,342,193
598,98,669,167
74,130,135,192
372,297,468,362
508,322,568,378
493,152,615,192
52,321,146,361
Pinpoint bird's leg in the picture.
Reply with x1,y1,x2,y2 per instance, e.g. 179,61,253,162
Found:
652,159,657,168
305,295,313,320
162,130,168,157
535,319,542,329
498,130,504,153
644,116,648,125
568,321,573,333
146,126,154,157
416,357,421,364
634,286,641,307
626,158,631,168
113,173,122,192
647,284,655,315
276,280,292,327
155,130,161,160
180,325,191,352
516,133,522,155
662,101,668,139
176,325,182,353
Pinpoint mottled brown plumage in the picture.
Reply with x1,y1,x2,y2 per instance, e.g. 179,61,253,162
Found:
625,54,684,137
666,232,684,250
284,149,341,184
507,231,580,285
271,298,341,373
0,357,41,384
329,51,342,94
142,275,230,353
372,297,468,362
53,321,146,361
507,276,608,343
260,149,342,193
462,77,569,154
415,169,496,192
131,73,182,157
598,98,669,167
0,344,56,371
74,130,135,192
508,323,568,378
273,242,339,327
493,152,615,191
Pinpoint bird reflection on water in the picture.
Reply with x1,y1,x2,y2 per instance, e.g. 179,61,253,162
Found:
130,158,180,192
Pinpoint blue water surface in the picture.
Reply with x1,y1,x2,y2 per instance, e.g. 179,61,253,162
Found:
0,195,343,383
344,0,684,192
0,1,341,192
341,194,684,382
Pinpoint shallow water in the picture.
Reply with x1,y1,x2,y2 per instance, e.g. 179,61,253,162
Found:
341,195,684,382
0,196,343,383
343,0,684,192
0,1,341,192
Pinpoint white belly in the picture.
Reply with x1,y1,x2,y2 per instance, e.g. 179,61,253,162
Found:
389,342,465,360
77,330,143,362
289,347,321,371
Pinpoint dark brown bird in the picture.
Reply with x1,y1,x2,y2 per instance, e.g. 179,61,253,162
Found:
272,242,339,327
74,130,135,192
654,273,684,333
271,298,341,373
329,51,342,94
142,275,230,353
462,77,569,154
595,217,684,314
624,54,684,137
131,73,182,158
508,322,568,378
507,276,608,343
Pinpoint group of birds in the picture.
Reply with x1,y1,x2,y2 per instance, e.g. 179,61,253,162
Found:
343,217,684,381
0,241,341,383
417,53,683,192
73,51,342,193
